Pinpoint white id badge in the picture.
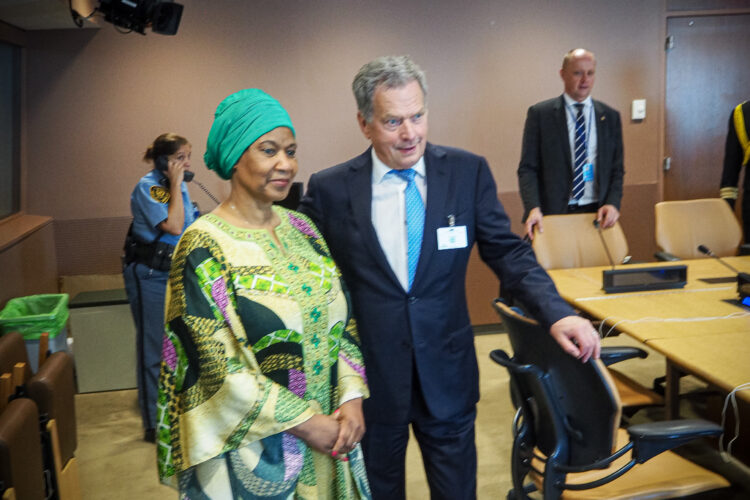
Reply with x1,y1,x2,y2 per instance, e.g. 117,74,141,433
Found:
583,163,594,182
437,226,468,250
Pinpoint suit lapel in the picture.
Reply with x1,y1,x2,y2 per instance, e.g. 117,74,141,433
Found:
593,99,606,155
412,144,449,290
554,95,572,173
346,149,403,290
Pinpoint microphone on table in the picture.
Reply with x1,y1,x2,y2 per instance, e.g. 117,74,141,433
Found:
593,219,615,270
599,223,684,294
698,244,750,301
697,244,739,274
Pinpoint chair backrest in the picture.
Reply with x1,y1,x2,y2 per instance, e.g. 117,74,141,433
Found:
0,398,45,500
532,214,629,269
492,300,621,466
27,351,77,463
655,198,742,258
0,332,33,382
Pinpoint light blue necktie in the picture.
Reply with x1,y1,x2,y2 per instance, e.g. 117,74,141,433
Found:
390,168,425,290
572,103,587,201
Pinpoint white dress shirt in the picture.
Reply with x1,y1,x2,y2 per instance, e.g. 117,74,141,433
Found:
370,148,427,291
563,93,598,206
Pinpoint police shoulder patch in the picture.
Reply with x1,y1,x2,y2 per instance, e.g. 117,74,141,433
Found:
150,185,171,203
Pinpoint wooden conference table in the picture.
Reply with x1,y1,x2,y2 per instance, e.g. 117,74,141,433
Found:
546,257,750,419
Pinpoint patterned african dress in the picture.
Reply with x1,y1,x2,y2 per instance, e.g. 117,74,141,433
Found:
157,206,371,499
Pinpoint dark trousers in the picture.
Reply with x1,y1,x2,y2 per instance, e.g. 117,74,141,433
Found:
361,366,477,500
123,262,168,431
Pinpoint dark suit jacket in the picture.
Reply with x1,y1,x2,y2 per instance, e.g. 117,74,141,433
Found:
517,95,624,221
299,143,575,423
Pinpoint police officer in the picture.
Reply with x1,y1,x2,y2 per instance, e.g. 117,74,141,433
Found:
123,133,197,442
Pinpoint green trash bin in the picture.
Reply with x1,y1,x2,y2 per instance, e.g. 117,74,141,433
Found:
0,293,69,371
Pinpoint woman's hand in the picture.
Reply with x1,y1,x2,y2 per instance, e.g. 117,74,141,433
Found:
157,156,188,235
331,398,365,456
288,414,340,456
165,156,186,186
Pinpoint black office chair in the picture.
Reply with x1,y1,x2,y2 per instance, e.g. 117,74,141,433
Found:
490,299,732,499
501,215,663,415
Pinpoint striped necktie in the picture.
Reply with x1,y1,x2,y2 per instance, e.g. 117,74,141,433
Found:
572,103,587,201
390,168,425,290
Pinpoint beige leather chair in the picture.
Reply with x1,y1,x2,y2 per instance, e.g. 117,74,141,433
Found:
0,398,46,500
530,214,663,412
0,333,32,383
532,213,629,269
655,198,742,259
0,332,32,416
27,352,80,500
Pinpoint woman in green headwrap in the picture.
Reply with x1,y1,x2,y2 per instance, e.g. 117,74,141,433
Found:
157,89,371,499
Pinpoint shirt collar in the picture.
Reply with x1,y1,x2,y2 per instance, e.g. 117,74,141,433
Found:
371,148,426,184
563,93,593,111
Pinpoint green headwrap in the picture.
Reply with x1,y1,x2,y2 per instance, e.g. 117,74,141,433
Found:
204,89,296,180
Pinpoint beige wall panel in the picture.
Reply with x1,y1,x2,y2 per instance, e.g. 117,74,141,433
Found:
24,0,662,220
12,0,671,321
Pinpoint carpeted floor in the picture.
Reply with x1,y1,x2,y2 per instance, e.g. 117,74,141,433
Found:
74,331,750,499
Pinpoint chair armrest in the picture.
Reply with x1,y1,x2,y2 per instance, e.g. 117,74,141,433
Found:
489,350,541,376
600,346,648,366
739,244,750,256
627,419,723,463
654,251,680,261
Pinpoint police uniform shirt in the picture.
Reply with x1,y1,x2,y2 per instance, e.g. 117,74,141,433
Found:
130,169,197,246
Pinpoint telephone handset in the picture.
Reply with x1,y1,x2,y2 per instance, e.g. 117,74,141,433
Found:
155,155,220,208
156,155,194,182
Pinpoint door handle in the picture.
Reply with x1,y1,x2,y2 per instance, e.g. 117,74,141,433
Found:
663,157,672,171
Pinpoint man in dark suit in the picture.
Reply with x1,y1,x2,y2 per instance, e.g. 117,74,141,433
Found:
518,48,624,240
299,55,600,500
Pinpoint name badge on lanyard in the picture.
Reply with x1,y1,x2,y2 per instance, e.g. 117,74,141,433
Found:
437,214,468,250
583,163,594,182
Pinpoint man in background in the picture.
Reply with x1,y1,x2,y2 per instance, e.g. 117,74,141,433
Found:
518,48,624,240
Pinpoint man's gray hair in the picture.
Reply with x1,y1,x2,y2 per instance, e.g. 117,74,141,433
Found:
352,55,428,122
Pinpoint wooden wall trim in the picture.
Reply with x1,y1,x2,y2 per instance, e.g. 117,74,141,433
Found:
0,220,58,308
0,214,52,252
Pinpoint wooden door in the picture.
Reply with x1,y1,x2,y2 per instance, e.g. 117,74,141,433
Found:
664,14,750,201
